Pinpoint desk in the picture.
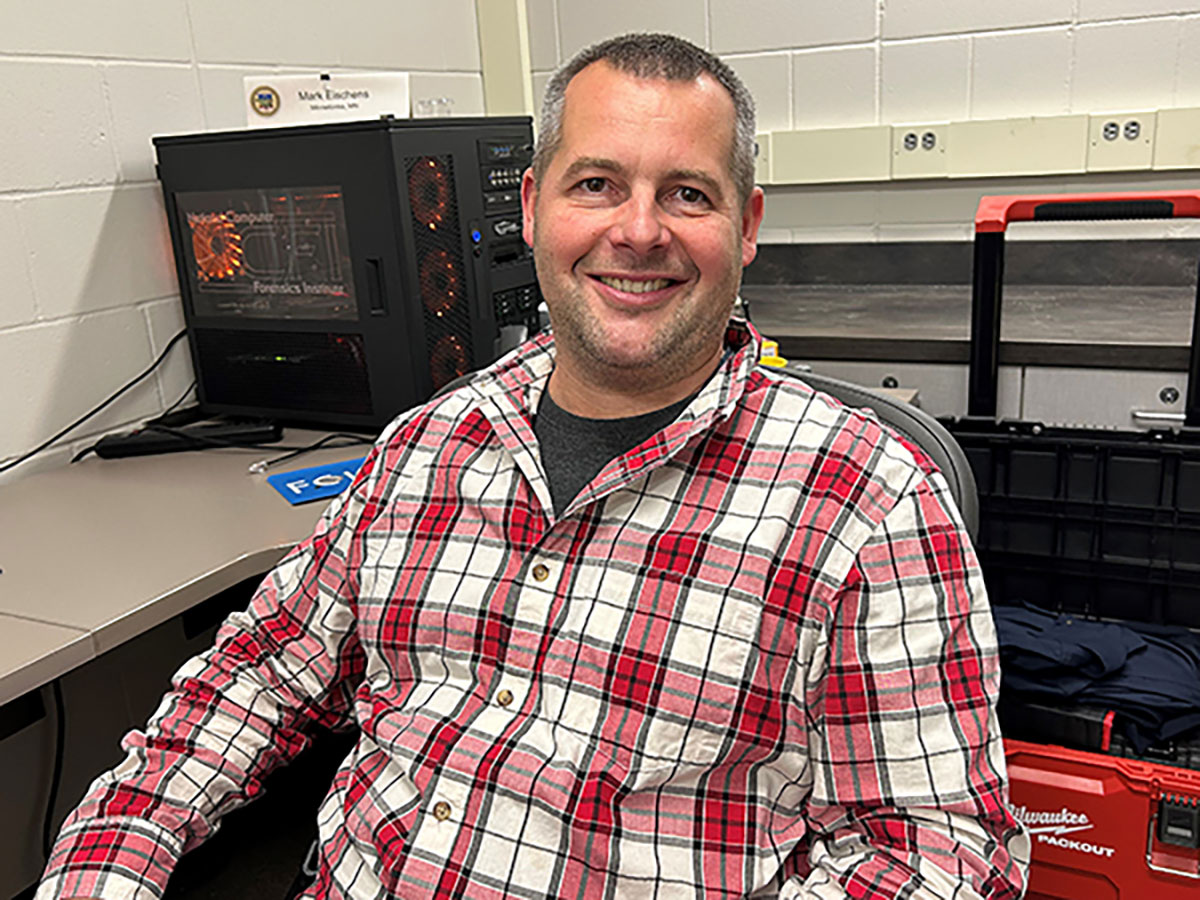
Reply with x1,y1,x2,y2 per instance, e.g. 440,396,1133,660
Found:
0,430,366,896
0,430,364,705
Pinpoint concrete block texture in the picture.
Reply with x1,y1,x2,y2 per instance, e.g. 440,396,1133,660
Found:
103,64,205,183
532,71,552,121
725,53,792,132
760,184,879,229
709,0,876,53
188,0,479,70
527,0,560,70
882,0,1073,39
0,59,115,192
792,46,877,128
0,201,35,329
971,28,1072,120
20,186,178,320
3,0,192,61
144,297,195,416
337,0,481,71
1072,19,1182,113
0,309,161,460
881,37,970,124
1078,0,1200,21
556,0,707,60
186,0,337,67
1178,17,1200,107
875,177,1072,227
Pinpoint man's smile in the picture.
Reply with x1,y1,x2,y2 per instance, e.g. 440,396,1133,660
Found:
584,271,689,306
594,275,676,294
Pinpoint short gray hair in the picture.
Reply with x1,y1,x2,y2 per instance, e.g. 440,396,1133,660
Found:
532,33,757,206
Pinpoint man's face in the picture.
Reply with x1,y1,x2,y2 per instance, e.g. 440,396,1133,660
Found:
522,61,764,393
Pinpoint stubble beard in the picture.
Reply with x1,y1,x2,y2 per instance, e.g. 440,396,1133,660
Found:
533,230,742,392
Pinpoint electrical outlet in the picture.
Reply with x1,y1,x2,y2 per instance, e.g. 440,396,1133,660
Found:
891,124,948,179
1086,111,1155,172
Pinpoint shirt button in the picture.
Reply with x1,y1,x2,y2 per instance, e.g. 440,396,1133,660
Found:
433,801,452,821
496,689,514,707
531,563,550,582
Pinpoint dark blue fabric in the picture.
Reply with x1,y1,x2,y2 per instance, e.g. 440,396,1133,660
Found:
993,603,1200,752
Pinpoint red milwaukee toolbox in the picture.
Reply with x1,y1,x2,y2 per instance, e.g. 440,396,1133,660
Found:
1007,739,1200,899
945,192,1200,897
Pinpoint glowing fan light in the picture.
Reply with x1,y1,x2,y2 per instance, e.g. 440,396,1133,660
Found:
408,157,451,229
190,213,244,282
430,334,469,389
419,248,461,317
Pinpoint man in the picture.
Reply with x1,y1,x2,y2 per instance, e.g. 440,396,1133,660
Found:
40,33,1028,899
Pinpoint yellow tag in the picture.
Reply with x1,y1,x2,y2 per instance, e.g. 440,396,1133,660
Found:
759,339,788,368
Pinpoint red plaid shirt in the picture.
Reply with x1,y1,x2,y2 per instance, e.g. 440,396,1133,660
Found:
39,321,1028,899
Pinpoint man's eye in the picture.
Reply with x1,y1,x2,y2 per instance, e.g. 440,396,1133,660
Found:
677,186,707,205
580,177,606,193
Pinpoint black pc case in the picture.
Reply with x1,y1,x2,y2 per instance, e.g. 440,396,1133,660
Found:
153,117,540,431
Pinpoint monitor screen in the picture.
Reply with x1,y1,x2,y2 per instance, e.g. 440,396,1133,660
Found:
176,185,358,321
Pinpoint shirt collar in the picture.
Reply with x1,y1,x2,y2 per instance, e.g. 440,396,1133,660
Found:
478,316,764,431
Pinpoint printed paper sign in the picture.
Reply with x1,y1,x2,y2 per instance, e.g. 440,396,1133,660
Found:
245,73,410,127
267,457,366,505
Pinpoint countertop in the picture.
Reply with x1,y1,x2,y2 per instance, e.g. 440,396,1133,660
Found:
741,284,1196,369
0,431,364,704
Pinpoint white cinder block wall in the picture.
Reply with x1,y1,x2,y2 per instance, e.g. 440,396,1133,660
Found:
0,0,485,483
9,1,1200,481
527,0,1200,243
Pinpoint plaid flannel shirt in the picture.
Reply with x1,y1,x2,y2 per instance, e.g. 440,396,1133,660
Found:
39,321,1028,899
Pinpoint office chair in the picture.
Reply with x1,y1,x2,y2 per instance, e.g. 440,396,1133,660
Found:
786,366,980,541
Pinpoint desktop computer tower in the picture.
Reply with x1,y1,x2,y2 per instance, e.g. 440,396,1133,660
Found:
153,117,540,431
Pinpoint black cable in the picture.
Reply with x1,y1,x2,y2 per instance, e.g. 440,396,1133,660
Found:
142,424,371,457
42,679,66,861
253,432,375,471
2,330,190,476
156,379,198,420
71,380,202,464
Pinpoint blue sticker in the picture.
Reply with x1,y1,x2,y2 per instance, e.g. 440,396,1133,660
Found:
267,457,366,505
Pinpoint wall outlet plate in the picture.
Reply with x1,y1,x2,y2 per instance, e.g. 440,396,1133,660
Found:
770,126,892,184
1153,108,1200,170
1086,111,1155,172
891,124,948,179
947,115,1088,178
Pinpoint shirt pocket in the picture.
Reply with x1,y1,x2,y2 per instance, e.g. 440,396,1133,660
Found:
545,557,763,783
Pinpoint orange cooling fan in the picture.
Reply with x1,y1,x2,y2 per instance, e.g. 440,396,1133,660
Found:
430,334,469,389
190,213,244,282
419,248,462,318
408,157,451,230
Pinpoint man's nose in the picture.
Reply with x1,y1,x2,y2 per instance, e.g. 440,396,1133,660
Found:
609,190,670,253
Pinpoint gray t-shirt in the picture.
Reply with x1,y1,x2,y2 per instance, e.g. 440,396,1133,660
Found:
535,389,693,516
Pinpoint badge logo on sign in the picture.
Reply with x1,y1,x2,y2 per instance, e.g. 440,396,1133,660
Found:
250,85,281,117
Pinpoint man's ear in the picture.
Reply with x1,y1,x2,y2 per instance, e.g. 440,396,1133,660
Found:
521,168,537,248
740,185,766,268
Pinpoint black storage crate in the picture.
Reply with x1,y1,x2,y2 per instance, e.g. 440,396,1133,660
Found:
947,191,1200,630
959,421,1200,628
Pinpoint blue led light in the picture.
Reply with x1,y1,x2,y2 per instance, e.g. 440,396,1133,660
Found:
471,228,482,243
